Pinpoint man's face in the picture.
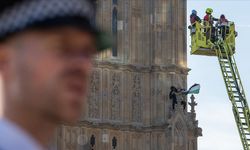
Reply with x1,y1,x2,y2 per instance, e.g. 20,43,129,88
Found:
1,27,98,124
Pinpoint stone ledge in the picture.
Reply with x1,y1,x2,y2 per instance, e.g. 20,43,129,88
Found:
73,120,170,132
93,60,191,75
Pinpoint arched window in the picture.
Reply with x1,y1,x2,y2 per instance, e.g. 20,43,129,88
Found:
112,7,118,57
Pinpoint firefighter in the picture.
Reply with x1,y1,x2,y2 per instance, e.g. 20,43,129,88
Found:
189,10,202,34
190,10,201,24
217,14,229,40
204,8,218,26
203,8,218,42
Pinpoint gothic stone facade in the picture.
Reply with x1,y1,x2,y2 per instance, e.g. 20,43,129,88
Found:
53,0,202,150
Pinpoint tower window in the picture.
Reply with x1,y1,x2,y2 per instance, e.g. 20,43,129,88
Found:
112,7,118,57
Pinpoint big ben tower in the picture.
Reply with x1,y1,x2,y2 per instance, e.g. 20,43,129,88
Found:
54,0,202,150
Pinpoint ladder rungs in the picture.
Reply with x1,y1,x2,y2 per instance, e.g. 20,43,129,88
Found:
243,128,249,130
230,90,238,94
221,60,229,63
226,82,235,85
234,99,240,102
223,71,232,73
225,76,234,79
238,108,243,111
222,64,230,67
229,89,237,92
217,49,250,148
233,96,240,99
222,68,231,71
220,59,229,62
229,91,239,94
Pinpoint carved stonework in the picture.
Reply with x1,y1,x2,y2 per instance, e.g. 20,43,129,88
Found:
55,0,203,149
94,61,190,74
132,74,142,123
174,120,186,150
70,128,78,150
63,127,80,150
151,88,162,97
64,127,71,150
88,70,101,119
111,72,121,120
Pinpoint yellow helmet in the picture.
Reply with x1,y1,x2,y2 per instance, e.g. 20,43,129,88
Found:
206,8,213,14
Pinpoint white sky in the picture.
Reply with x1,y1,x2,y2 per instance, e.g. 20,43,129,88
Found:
187,0,250,150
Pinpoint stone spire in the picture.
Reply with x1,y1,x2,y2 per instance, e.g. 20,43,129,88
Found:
189,94,197,114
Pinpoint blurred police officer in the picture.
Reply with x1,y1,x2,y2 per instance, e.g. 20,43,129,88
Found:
0,0,111,150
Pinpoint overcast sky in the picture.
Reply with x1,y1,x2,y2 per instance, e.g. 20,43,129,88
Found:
187,0,250,150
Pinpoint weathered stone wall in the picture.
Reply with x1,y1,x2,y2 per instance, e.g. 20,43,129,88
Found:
54,0,202,150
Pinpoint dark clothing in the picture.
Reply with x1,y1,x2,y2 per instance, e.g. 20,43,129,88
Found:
169,91,177,110
181,101,187,110
219,26,229,40
189,14,201,35
190,14,201,24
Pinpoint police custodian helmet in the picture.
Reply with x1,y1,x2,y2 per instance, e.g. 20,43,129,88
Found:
0,0,112,51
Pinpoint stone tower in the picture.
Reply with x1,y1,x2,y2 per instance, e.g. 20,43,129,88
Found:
53,0,202,150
